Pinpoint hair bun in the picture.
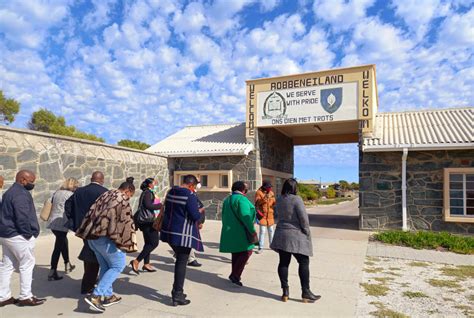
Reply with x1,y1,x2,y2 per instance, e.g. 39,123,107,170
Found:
126,177,134,184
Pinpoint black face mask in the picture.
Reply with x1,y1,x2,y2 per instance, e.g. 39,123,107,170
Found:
24,183,35,191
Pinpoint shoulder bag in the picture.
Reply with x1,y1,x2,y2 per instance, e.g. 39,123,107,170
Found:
134,191,155,225
40,193,54,221
229,196,259,245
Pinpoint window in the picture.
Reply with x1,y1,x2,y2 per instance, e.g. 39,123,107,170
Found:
200,175,208,187
174,170,232,192
444,168,474,223
220,174,229,188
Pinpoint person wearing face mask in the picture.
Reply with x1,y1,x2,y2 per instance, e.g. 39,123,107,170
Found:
219,181,257,287
160,174,204,306
76,177,138,313
130,177,162,274
0,170,46,307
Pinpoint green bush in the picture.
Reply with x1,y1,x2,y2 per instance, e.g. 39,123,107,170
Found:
297,183,319,201
326,186,336,198
374,230,474,254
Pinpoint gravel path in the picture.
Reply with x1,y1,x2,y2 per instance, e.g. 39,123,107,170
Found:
356,256,474,317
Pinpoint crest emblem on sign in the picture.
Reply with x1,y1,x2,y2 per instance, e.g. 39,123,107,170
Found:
320,87,343,114
263,91,287,119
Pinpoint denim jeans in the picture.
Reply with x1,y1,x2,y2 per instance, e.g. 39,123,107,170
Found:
88,237,126,297
258,224,274,249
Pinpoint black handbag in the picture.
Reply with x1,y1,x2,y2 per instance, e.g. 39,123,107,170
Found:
134,191,155,225
229,196,259,245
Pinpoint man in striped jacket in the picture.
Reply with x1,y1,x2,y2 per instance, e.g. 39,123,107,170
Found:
160,174,204,306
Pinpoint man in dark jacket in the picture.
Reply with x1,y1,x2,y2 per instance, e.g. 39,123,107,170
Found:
0,170,45,307
65,171,107,294
161,174,204,306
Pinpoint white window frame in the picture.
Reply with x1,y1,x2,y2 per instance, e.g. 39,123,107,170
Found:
443,168,474,223
174,170,233,192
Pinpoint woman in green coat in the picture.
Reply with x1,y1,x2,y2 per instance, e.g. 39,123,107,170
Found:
219,181,257,287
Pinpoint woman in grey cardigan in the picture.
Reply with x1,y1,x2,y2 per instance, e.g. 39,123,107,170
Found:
46,178,79,281
270,178,320,303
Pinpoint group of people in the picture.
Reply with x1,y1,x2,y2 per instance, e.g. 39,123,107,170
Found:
0,169,320,313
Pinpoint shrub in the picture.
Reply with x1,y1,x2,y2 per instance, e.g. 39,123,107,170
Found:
374,230,474,254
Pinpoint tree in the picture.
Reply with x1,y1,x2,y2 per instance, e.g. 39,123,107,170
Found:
326,186,336,199
0,90,20,125
339,180,350,191
350,182,359,190
28,108,104,142
117,139,150,150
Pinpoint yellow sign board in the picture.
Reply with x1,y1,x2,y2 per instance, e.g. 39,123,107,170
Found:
246,65,378,139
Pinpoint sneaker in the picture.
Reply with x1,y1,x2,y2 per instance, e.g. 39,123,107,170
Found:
85,294,105,313
102,294,122,307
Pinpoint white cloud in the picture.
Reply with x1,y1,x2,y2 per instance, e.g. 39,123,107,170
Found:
172,2,207,35
313,0,375,30
392,0,449,40
82,0,115,30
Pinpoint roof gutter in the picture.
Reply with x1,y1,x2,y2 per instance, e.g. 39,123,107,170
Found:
401,148,408,232
362,143,474,152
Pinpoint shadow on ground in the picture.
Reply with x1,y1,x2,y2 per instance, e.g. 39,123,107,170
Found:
308,214,359,230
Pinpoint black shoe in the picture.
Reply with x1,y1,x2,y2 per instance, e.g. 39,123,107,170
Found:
171,290,191,307
281,287,289,302
65,262,76,274
187,260,202,267
130,260,140,275
228,275,243,287
48,270,63,281
85,294,105,313
302,289,321,303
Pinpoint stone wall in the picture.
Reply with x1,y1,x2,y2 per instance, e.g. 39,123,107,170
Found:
360,149,474,234
257,128,294,174
172,153,258,219
0,126,170,230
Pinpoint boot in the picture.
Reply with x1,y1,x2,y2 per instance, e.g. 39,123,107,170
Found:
301,288,321,303
65,261,76,274
171,290,191,307
281,287,289,302
48,269,63,281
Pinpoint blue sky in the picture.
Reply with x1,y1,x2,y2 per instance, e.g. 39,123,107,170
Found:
0,0,473,183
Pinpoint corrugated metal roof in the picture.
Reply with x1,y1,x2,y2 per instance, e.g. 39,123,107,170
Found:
363,107,474,151
146,123,254,157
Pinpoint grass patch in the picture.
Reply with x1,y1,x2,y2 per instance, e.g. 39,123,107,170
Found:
384,271,402,277
399,282,410,288
427,279,461,289
317,197,354,205
468,294,474,302
367,256,381,262
454,305,474,317
373,277,395,283
403,291,429,299
369,302,409,318
373,230,474,254
365,261,376,266
360,283,390,297
389,267,401,271
365,267,384,273
443,297,454,302
408,261,429,267
440,265,474,279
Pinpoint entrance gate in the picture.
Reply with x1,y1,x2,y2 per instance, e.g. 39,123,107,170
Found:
244,65,379,223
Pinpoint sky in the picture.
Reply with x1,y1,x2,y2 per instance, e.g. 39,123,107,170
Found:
0,0,473,183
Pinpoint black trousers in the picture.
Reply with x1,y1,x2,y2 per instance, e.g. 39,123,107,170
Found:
136,224,159,264
81,261,100,294
50,230,69,270
170,245,191,294
231,250,252,280
277,250,310,290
